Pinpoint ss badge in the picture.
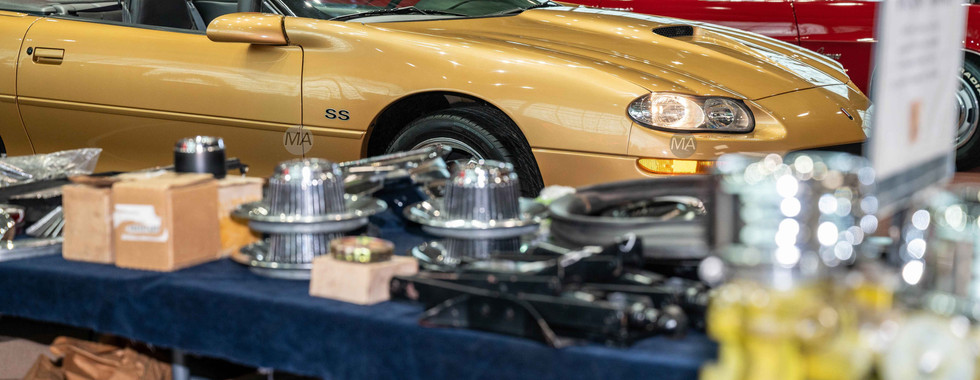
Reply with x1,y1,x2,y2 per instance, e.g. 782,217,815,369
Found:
325,109,350,121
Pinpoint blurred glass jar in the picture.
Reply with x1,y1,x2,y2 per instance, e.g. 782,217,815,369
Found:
703,152,878,288
869,184,980,380
896,185,980,317
701,152,878,380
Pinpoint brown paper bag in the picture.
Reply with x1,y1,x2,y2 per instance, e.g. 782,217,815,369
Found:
22,337,170,380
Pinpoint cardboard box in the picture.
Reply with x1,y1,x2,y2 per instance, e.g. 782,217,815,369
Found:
310,256,418,305
217,177,263,258
112,173,219,271
62,183,114,264
61,172,183,264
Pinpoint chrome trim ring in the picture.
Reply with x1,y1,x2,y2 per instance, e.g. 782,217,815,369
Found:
956,75,979,149
233,242,314,280
411,137,484,161
232,195,387,229
403,197,545,233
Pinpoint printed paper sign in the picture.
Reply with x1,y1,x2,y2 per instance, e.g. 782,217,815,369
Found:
868,0,966,210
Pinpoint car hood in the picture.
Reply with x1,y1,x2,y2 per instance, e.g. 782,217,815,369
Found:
369,6,852,100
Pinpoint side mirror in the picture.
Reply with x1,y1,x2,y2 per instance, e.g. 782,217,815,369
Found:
206,13,287,45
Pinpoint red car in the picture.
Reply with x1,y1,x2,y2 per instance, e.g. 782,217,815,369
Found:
566,0,980,168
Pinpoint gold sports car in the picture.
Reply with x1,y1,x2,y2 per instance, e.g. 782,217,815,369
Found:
0,0,868,194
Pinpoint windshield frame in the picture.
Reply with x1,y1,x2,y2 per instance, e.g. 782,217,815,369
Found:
278,0,557,22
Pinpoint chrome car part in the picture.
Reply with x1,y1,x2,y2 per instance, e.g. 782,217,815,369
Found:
956,76,979,149
548,176,711,261
405,159,545,264
339,145,451,196
232,158,387,279
174,136,227,179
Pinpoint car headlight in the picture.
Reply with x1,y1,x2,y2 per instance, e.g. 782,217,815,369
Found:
627,93,755,133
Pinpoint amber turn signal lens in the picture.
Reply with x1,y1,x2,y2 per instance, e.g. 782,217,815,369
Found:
637,158,715,175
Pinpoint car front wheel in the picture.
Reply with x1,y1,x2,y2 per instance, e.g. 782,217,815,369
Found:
385,105,545,196
956,59,980,169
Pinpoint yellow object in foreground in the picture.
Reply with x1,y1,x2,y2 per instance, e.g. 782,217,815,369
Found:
701,280,873,380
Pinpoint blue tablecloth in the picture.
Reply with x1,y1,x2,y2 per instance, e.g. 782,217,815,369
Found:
0,190,716,379
0,255,715,379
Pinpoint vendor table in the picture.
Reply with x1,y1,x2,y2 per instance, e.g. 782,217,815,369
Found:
0,205,716,379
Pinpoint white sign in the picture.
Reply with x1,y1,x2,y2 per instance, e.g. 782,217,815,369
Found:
113,204,169,242
869,0,966,209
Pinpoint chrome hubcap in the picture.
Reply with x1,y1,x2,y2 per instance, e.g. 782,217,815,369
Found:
411,137,484,162
956,75,979,149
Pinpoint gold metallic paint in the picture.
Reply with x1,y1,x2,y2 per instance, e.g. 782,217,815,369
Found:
532,148,655,187
17,17,303,172
207,13,288,45
17,96,364,174
0,13,37,155
0,96,34,156
1,8,868,185
285,16,639,156
17,100,360,174
0,12,35,95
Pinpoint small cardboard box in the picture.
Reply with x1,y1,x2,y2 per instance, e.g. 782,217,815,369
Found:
310,256,418,305
62,183,114,264
112,173,219,271
217,177,263,258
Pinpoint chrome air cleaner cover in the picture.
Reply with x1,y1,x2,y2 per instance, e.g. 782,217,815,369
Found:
404,159,546,238
233,158,387,279
235,158,387,234
405,159,545,267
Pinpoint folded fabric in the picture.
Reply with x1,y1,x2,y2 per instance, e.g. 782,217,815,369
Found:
22,337,170,380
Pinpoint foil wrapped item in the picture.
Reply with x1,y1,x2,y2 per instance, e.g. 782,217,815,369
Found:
0,148,101,187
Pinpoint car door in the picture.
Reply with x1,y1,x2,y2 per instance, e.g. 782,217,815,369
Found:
792,0,878,92
0,12,38,157
17,14,304,174
595,0,800,44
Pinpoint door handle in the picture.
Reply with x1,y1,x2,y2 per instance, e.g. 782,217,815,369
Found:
32,47,64,65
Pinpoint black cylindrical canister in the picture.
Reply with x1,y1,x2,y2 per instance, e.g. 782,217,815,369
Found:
174,136,226,179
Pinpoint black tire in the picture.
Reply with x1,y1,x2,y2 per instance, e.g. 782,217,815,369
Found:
957,58,980,169
385,105,545,196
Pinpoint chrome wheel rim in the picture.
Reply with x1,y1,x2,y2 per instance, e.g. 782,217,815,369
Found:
411,137,484,162
956,75,979,149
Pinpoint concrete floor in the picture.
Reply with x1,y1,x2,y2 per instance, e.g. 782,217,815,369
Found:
0,317,90,380
0,338,51,380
